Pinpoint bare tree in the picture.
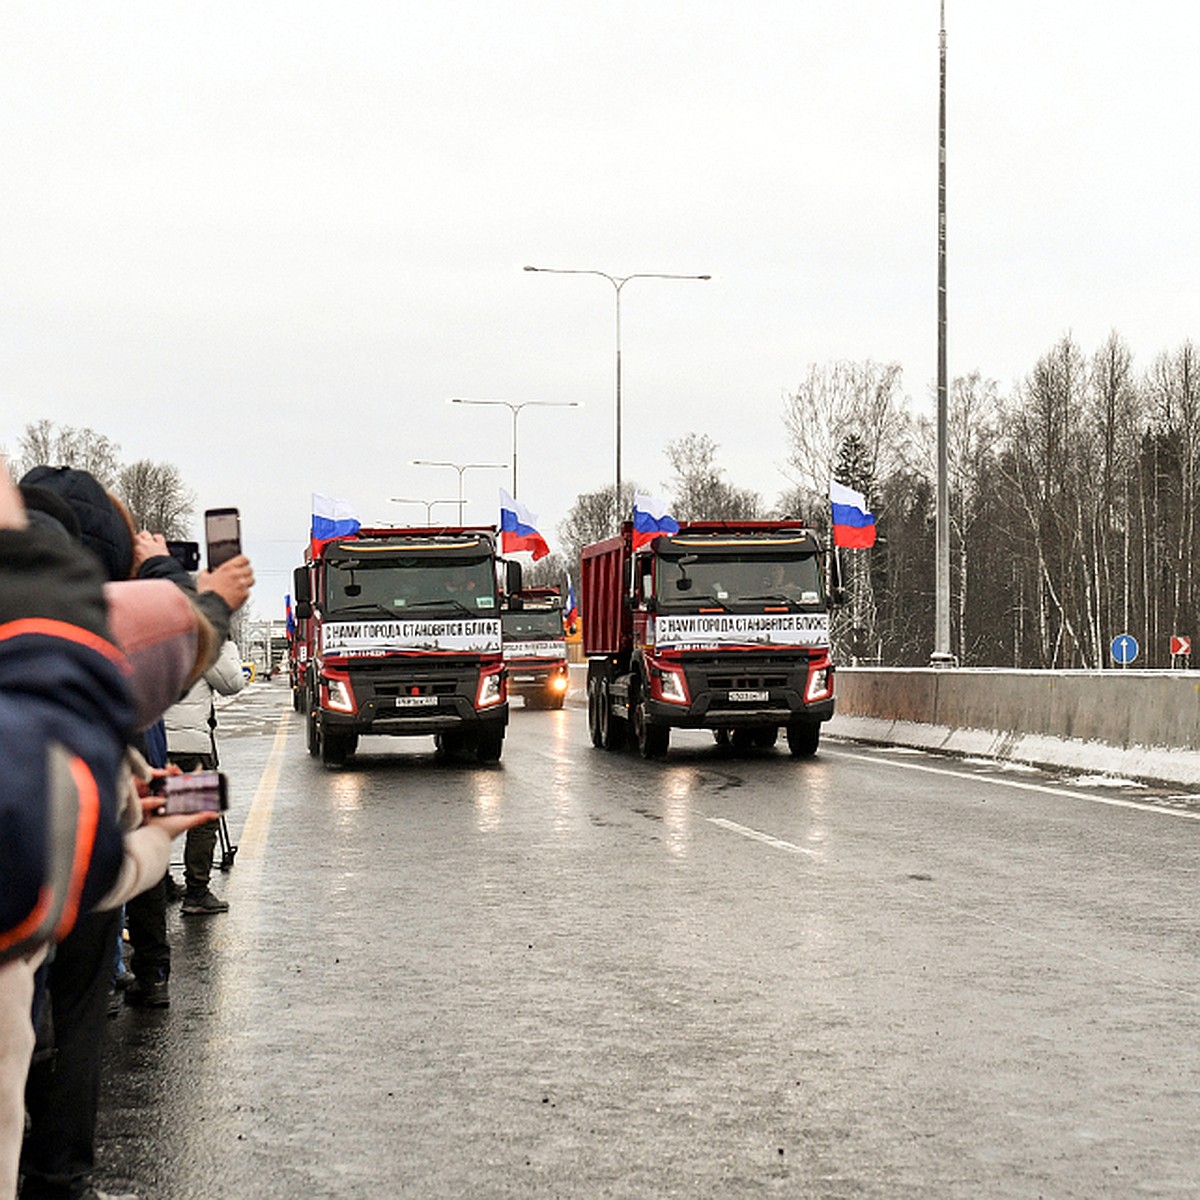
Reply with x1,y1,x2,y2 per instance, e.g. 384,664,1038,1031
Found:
556,483,638,576
663,432,760,521
15,420,122,486
115,459,195,538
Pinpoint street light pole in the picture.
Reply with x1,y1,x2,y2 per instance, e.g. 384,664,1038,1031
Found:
448,398,581,498
523,265,711,507
389,497,460,526
411,460,507,524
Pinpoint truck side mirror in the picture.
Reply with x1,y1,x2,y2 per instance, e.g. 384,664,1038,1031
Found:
295,600,312,619
293,566,311,604
505,560,523,597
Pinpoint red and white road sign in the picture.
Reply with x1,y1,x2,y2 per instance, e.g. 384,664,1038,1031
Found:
1171,635,1191,656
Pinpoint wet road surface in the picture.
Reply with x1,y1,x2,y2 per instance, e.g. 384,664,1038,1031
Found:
95,680,1200,1198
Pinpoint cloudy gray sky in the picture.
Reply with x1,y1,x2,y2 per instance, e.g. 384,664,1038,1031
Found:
2,2,1196,613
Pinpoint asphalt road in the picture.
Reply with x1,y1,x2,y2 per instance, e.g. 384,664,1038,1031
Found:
95,680,1200,1198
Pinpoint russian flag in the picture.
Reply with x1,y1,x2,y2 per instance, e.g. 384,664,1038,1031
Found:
284,593,296,637
830,479,877,549
499,489,550,561
311,493,361,546
631,493,680,550
564,574,578,633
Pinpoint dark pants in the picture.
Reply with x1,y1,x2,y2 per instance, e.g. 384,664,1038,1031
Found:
21,908,122,1199
169,752,218,895
124,876,169,985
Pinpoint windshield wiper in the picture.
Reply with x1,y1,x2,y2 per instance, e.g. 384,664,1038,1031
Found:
741,593,798,605
405,598,478,616
332,603,399,617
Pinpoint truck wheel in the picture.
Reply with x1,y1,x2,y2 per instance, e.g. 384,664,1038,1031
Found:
753,727,779,749
434,730,466,760
634,701,669,759
306,704,320,758
545,689,565,710
786,720,821,758
731,728,755,753
713,728,732,747
475,726,505,763
599,680,623,751
587,679,604,747
291,686,303,713
320,730,350,767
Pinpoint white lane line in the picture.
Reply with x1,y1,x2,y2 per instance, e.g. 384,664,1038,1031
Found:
823,747,1200,821
706,817,819,856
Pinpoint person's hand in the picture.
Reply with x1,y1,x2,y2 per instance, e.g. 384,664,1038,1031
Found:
0,458,28,531
197,554,255,612
132,530,170,571
136,795,220,838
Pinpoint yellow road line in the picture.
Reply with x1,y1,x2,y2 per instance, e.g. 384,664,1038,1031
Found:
235,713,290,864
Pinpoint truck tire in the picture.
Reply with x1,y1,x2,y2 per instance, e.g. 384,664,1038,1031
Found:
634,700,670,759
306,703,320,758
434,730,466,760
320,729,351,767
475,725,505,763
786,720,820,758
599,679,623,751
292,686,303,713
714,728,732,747
587,679,604,747
731,728,755,753
753,727,779,749
545,689,565,710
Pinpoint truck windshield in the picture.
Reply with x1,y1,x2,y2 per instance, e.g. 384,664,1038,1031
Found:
655,553,823,608
324,558,496,616
501,610,564,640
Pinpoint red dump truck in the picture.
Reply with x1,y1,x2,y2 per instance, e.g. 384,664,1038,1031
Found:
293,526,519,766
581,520,836,758
501,585,570,709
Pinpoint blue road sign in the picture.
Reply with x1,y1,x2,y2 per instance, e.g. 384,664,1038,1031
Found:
1111,633,1139,665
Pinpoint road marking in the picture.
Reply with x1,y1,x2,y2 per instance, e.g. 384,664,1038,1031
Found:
235,713,289,864
706,817,819,856
824,746,1200,821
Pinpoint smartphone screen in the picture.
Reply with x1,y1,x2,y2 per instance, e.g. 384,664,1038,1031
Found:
152,771,229,815
204,508,241,571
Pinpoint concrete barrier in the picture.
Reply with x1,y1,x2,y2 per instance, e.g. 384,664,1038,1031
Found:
829,667,1200,786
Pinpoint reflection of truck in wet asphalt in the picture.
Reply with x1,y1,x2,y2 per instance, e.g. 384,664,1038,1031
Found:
501,585,569,709
293,526,519,766
581,520,837,758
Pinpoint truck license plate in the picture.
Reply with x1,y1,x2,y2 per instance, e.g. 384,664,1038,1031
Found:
728,690,768,702
392,695,435,707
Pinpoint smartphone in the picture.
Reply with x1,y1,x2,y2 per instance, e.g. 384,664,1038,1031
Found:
204,508,241,571
166,539,200,571
150,771,229,815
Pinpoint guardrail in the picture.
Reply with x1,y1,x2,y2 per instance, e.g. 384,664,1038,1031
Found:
829,667,1200,786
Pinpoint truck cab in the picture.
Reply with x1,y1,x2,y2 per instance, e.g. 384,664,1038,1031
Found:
501,585,569,709
294,527,511,766
583,521,835,758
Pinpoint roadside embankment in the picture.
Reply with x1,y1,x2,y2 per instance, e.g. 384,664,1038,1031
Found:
829,667,1200,785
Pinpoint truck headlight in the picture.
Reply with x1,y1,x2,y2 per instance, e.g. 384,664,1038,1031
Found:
805,664,832,702
476,664,506,709
652,661,690,706
322,672,357,713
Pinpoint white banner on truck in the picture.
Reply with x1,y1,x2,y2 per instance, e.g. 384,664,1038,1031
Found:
503,639,567,661
321,619,502,656
652,613,829,650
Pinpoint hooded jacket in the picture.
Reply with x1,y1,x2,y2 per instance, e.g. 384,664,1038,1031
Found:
165,638,246,758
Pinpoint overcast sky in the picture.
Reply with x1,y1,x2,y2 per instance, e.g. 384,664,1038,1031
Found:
2,3,1196,614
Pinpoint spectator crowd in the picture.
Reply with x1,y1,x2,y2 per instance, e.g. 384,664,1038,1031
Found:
0,456,255,1200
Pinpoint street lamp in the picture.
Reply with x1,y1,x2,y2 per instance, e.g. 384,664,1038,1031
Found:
448,397,581,499
411,460,507,524
523,264,711,504
389,497,461,526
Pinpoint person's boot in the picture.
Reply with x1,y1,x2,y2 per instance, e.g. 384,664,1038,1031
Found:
180,888,229,915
